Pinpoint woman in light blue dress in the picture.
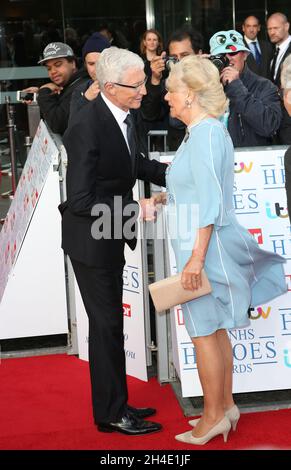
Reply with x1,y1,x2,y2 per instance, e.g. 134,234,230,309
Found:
154,55,287,445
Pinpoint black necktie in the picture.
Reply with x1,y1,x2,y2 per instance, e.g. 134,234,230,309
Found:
252,41,261,65
124,114,136,171
270,46,280,80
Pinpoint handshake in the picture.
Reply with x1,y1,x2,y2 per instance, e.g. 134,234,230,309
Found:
139,192,167,222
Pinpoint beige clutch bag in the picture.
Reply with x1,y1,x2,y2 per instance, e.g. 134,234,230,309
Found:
149,270,212,313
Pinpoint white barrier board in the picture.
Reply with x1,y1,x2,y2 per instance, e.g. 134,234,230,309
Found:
0,121,68,338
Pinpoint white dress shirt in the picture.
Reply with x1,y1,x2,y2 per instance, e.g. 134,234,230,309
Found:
274,35,291,78
244,36,261,59
100,92,143,218
101,92,130,152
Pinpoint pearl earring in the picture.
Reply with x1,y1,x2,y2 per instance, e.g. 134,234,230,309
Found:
185,100,192,108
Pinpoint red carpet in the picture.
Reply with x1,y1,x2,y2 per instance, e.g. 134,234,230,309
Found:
0,354,290,450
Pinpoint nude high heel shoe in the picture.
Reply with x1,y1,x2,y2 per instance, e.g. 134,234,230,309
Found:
175,416,231,445
188,405,240,431
225,405,240,431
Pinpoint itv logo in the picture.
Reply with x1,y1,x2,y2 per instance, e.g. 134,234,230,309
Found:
234,162,253,173
249,306,271,320
265,202,289,219
283,342,291,368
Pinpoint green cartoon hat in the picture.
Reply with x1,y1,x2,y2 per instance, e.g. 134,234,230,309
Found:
209,30,250,55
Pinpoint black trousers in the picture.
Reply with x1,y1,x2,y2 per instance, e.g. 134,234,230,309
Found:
71,258,128,423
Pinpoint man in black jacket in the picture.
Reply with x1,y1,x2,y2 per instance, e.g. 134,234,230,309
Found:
267,12,291,144
210,30,282,147
61,47,167,435
242,15,273,79
37,42,88,135
280,55,291,223
69,32,110,119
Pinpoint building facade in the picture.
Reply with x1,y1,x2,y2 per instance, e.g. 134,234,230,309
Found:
1,0,291,68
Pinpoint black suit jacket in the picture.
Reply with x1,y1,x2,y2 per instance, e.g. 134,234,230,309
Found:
273,42,291,87
244,38,273,79
60,94,167,268
271,43,291,144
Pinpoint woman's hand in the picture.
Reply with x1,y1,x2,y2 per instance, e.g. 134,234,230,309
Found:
151,191,167,207
181,255,204,291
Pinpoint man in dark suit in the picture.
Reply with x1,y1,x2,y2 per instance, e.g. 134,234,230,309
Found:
267,12,291,86
280,55,291,223
267,12,291,143
60,47,167,435
242,15,273,79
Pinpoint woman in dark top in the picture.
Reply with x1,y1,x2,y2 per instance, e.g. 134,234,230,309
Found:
140,29,163,78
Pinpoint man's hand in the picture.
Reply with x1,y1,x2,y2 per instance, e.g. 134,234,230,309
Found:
220,66,240,86
39,83,63,94
139,197,158,221
21,86,39,94
150,52,167,85
20,86,39,104
84,81,100,101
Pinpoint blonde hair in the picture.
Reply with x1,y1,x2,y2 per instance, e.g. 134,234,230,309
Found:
281,54,291,89
167,55,228,117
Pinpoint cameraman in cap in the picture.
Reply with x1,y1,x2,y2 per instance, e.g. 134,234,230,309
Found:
32,42,88,135
210,30,281,147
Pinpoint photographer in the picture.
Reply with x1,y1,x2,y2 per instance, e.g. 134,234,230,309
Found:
142,28,281,149
209,30,281,147
141,27,204,150
22,42,88,135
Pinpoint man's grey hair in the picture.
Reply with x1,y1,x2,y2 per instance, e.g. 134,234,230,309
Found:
96,47,144,90
281,54,291,89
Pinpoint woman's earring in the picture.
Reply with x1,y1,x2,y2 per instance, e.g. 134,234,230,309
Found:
185,100,192,108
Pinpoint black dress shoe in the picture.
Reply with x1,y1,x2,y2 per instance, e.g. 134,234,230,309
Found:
126,404,156,419
97,412,162,435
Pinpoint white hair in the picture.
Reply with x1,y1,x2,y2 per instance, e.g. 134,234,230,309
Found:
96,47,144,89
281,54,291,89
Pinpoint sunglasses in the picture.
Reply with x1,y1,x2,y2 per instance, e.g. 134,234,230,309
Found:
225,51,241,57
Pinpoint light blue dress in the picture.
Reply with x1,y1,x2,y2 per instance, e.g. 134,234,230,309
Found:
166,118,287,338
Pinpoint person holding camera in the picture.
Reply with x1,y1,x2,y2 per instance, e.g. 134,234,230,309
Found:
141,27,204,150
22,42,88,135
209,30,281,147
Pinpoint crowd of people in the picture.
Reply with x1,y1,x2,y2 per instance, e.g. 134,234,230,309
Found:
20,12,290,445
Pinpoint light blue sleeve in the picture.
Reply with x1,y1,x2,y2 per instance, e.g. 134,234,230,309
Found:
189,123,226,228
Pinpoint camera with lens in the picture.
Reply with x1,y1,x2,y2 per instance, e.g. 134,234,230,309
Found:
163,55,179,70
209,54,230,72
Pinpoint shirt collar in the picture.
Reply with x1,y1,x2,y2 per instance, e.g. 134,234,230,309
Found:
276,35,291,53
101,92,129,126
244,36,258,46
